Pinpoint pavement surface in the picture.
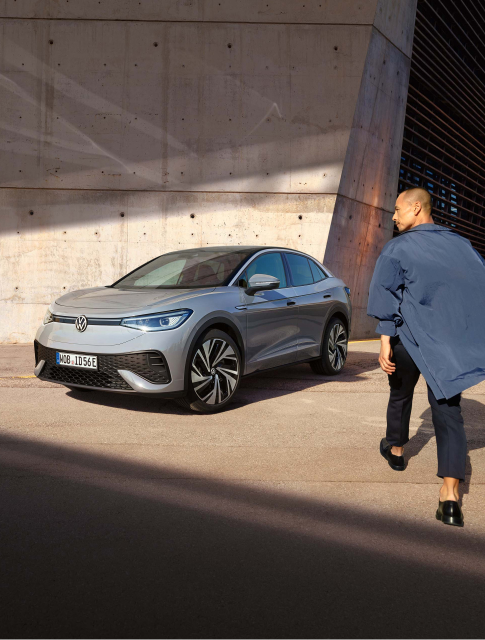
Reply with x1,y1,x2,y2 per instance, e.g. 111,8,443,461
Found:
1,341,485,638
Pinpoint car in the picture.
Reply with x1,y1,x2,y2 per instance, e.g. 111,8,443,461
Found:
34,246,352,412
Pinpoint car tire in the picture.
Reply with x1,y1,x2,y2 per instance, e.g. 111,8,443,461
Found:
310,317,348,376
177,329,242,413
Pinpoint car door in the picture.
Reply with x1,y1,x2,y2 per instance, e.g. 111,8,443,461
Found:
240,252,299,374
284,252,335,359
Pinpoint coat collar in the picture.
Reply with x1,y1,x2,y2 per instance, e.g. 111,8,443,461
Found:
399,223,450,236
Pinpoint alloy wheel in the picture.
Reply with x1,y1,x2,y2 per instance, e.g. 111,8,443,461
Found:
328,323,347,371
191,338,239,405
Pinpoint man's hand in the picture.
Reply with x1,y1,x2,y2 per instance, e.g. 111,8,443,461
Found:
379,335,396,374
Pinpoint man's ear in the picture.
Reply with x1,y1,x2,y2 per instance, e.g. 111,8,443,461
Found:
413,201,421,216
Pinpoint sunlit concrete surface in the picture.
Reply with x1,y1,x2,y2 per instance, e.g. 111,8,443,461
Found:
0,0,417,342
1,339,485,637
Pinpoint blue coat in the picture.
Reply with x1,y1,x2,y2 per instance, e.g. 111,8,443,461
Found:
367,223,485,400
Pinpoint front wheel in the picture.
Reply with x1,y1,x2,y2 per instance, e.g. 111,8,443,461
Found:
177,329,241,413
310,318,348,376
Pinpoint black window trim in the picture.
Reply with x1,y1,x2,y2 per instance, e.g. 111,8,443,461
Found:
283,251,317,288
229,248,332,286
282,250,329,276
308,257,329,283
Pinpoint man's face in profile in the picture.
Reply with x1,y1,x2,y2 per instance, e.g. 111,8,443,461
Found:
393,193,416,232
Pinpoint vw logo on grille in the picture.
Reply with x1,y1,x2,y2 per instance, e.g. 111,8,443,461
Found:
75,315,88,332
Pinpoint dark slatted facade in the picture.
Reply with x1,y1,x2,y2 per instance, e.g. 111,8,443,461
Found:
398,0,485,256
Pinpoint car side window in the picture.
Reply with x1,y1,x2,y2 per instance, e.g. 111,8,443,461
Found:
309,260,328,283
285,253,313,287
245,253,287,289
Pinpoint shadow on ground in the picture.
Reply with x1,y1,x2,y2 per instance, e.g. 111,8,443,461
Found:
405,398,485,500
65,350,381,414
1,433,485,639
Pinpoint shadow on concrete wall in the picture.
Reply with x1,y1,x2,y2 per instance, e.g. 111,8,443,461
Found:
0,35,347,236
1,430,485,639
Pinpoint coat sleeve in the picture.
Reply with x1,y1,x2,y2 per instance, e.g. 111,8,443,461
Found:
367,254,405,337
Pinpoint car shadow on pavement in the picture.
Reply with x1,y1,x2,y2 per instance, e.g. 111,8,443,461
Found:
1,432,485,639
65,350,382,414
405,398,485,500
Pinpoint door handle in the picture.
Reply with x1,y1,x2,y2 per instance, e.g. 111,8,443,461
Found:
287,300,296,306
323,294,331,299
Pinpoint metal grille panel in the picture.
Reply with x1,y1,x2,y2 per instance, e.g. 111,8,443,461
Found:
35,342,171,390
398,0,485,256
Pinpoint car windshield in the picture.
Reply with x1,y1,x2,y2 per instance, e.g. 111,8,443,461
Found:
111,248,256,289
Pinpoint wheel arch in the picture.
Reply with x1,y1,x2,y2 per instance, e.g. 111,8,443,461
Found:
329,310,349,335
183,316,245,392
320,304,350,356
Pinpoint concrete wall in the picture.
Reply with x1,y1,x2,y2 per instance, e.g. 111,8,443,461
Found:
324,0,417,336
0,0,416,343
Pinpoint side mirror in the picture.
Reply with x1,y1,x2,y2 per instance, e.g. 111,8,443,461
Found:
246,274,280,296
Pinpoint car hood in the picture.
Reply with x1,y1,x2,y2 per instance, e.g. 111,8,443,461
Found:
55,286,216,313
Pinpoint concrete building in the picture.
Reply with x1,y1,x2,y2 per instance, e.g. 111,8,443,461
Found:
0,0,417,343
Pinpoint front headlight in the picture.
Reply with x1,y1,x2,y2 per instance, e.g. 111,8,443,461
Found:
121,309,193,332
43,309,54,325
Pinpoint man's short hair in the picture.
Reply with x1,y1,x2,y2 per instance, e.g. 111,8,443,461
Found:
402,188,432,214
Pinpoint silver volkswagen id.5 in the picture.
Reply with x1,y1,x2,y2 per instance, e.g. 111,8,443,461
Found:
35,246,351,412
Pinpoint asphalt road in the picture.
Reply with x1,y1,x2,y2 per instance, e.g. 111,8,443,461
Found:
1,341,485,638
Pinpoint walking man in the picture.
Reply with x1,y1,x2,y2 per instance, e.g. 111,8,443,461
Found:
367,188,485,527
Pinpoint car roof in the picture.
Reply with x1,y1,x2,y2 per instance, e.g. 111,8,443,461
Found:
170,246,304,253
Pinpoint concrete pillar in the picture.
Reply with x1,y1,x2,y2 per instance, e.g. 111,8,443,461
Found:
0,0,416,342
324,0,417,337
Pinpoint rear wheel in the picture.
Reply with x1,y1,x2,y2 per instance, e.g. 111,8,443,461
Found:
176,329,241,413
310,317,348,376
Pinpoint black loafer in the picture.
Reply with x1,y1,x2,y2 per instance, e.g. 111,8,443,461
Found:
436,500,464,527
380,438,406,471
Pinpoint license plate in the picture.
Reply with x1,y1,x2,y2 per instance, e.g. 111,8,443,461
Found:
56,351,98,369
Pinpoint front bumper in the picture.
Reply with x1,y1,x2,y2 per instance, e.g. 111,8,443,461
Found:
34,341,184,398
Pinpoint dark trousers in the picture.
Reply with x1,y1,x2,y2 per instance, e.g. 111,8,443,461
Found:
386,336,467,481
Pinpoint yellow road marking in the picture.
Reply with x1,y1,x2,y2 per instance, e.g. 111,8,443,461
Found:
349,339,380,343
